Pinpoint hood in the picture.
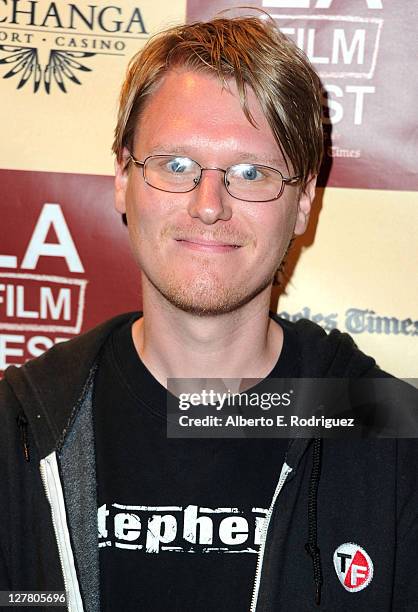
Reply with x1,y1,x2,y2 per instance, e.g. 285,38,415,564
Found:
4,312,379,461
284,316,377,378
4,312,138,460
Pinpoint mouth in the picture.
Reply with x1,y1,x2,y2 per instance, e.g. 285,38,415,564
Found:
174,238,242,253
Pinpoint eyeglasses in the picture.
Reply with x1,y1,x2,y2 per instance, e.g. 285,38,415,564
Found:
128,154,300,202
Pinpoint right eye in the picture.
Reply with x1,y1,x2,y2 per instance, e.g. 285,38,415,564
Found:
164,157,194,174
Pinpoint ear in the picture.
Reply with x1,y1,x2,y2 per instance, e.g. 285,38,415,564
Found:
114,147,131,214
294,175,317,236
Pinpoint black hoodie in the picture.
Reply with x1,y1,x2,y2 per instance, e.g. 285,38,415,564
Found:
0,312,417,611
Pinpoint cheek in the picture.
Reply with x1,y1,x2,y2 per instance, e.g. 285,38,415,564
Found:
125,182,154,234
254,204,297,259
124,191,152,260
281,208,298,243
124,185,178,258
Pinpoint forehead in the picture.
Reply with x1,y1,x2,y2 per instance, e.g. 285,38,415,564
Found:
134,69,283,166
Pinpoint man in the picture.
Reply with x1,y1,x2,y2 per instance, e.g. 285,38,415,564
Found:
0,15,417,612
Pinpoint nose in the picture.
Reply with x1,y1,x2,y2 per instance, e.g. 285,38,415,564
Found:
187,169,232,224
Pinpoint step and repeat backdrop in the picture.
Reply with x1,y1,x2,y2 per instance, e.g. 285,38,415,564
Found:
0,0,417,377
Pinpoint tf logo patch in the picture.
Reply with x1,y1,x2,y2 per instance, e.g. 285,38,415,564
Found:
333,543,373,592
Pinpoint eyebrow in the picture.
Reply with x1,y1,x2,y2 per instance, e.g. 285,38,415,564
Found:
145,145,286,169
234,152,286,167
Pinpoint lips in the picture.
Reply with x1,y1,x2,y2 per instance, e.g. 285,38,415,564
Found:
175,237,241,253
177,238,240,247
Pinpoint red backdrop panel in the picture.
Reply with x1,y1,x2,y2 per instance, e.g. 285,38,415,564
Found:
0,169,139,372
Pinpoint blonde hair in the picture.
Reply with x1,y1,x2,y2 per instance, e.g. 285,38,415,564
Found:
113,17,323,186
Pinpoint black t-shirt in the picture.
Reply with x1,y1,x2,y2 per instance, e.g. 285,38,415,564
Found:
93,315,300,612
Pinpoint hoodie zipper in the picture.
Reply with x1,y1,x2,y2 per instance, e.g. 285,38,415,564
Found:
250,462,293,612
40,452,84,612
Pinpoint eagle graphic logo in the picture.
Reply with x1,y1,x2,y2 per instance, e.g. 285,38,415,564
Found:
0,46,95,93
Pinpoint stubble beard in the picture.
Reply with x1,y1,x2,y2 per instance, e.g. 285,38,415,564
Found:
144,256,276,317
139,222,293,316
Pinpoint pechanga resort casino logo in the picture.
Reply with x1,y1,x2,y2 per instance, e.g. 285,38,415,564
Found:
0,1,148,93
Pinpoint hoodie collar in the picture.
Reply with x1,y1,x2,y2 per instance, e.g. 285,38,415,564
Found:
5,312,139,459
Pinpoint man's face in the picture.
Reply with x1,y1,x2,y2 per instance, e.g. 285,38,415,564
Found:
115,69,315,316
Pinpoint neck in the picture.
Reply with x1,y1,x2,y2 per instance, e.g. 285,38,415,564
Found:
131,279,283,388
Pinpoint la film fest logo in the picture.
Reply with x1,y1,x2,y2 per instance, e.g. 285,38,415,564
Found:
0,203,87,371
0,1,148,93
261,0,384,159
333,542,373,592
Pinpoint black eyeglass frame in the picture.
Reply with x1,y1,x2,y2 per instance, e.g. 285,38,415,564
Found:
128,154,300,202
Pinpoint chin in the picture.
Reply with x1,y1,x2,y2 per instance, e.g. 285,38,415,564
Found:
148,270,274,317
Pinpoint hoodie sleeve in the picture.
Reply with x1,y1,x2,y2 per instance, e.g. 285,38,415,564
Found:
392,439,418,609
0,378,22,589
0,378,64,592
0,537,11,589
0,548,10,591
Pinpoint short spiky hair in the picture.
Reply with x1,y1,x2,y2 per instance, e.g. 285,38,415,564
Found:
112,16,323,187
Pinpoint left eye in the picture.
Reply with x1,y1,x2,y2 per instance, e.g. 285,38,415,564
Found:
231,164,264,181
